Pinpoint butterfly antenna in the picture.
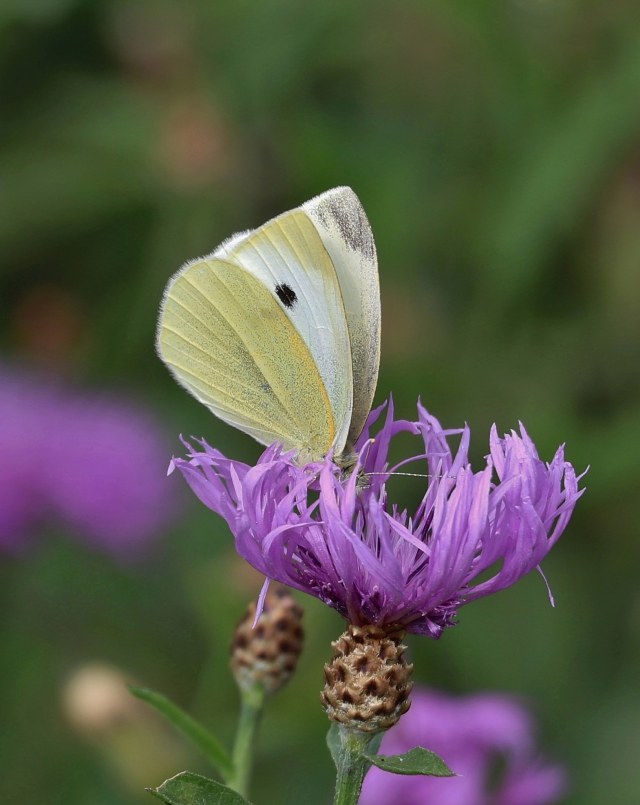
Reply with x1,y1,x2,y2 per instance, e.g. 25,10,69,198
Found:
366,471,458,480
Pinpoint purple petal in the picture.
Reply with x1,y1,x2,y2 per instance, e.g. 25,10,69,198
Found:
173,398,584,635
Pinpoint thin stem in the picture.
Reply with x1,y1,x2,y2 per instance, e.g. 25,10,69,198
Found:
329,724,381,805
228,684,266,798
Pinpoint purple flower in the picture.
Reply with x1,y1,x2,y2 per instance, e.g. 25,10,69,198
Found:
173,400,583,636
0,365,177,558
360,686,568,805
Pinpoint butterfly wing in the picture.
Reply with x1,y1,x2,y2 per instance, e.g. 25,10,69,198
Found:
303,187,380,449
157,204,353,460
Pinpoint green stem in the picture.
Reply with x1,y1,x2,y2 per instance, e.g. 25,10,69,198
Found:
329,724,382,805
228,684,266,798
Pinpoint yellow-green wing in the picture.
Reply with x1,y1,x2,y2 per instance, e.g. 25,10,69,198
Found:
217,209,353,456
157,255,337,460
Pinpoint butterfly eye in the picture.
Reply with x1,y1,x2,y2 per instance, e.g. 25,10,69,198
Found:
275,283,297,309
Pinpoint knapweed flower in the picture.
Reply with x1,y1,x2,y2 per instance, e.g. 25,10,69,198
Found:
173,400,583,637
360,686,568,805
0,365,176,558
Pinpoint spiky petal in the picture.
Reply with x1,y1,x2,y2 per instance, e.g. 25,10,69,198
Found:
173,400,584,637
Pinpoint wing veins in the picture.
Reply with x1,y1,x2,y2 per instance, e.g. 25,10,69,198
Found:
184,263,323,431
162,325,242,365
165,342,287,402
166,294,225,339
166,362,295,440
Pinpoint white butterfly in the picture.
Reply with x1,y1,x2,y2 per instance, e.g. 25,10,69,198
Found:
156,187,380,465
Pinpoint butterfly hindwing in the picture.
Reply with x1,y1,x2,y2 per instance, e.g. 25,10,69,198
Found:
157,255,338,459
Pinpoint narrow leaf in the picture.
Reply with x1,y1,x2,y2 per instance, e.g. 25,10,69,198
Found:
364,746,455,777
130,686,233,780
148,771,252,805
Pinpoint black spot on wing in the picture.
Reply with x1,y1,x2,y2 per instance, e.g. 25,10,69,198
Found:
275,283,297,309
316,191,375,261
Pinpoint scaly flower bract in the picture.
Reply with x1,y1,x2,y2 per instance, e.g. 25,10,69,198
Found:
173,400,583,637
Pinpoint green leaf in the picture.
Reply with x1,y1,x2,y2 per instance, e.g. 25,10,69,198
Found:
364,746,455,777
130,686,233,781
148,772,252,805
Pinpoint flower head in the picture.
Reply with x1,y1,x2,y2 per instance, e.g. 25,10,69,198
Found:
173,400,583,637
360,686,568,805
0,365,177,558
230,586,304,694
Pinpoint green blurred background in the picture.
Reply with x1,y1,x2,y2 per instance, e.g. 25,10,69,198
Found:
1,1,639,802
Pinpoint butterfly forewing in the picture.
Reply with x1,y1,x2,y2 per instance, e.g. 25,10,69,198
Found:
304,187,380,449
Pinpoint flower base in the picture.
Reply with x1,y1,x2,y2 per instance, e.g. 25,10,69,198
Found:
322,624,413,733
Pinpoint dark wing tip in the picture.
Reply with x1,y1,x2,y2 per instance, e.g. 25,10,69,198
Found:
306,187,376,262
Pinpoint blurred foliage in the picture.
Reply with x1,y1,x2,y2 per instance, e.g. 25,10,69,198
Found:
1,1,640,803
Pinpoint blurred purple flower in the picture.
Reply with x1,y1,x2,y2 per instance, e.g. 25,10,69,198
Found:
0,366,176,558
173,400,583,636
360,686,568,805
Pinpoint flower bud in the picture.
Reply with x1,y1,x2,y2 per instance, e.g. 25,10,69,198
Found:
230,586,304,694
322,624,413,733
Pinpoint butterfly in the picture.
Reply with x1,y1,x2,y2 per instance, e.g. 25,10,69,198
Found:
156,187,380,466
